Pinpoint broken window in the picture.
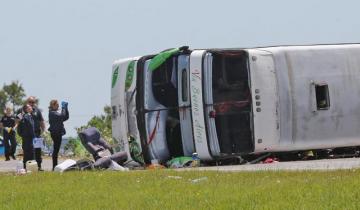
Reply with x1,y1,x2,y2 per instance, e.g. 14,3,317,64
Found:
212,52,250,105
151,57,178,107
150,56,185,158
211,51,253,154
315,83,330,110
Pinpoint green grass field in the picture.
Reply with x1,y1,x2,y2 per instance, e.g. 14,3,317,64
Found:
1,169,360,210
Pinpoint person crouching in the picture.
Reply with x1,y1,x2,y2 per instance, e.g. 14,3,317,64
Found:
48,100,69,170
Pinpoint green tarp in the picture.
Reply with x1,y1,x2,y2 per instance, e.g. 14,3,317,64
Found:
166,156,194,168
148,48,180,71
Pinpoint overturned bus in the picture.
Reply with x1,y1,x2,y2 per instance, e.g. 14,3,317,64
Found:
111,44,360,164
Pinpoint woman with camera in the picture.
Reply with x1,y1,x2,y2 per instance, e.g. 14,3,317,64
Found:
48,100,69,170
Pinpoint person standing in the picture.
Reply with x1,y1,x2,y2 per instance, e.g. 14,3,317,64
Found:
17,96,45,170
0,107,17,161
26,97,44,170
17,104,37,170
48,100,69,170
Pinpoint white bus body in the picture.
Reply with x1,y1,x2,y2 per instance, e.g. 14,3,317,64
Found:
112,44,360,163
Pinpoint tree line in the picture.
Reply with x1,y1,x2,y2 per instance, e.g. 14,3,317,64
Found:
0,81,27,114
0,81,112,158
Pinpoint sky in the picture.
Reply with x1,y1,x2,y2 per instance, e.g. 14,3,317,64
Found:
1,0,359,136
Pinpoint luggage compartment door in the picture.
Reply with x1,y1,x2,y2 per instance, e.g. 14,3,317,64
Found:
248,50,280,152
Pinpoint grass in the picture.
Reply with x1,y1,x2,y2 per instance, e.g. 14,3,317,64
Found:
1,169,360,210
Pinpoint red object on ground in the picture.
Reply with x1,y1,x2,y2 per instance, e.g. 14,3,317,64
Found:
263,157,279,164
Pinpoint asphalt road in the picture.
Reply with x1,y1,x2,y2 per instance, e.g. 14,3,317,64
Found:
0,157,54,172
2,156,360,172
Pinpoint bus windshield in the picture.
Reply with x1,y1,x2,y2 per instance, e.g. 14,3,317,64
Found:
147,54,191,157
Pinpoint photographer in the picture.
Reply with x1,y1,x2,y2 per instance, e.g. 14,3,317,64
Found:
48,100,69,170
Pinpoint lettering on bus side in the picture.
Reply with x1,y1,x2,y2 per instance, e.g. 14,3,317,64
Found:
191,69,205,144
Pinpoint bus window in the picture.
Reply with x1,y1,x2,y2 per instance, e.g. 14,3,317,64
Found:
151,57,178,107
211,51,253,154
150,56,184,157
315,83,330,110
181,68,188,102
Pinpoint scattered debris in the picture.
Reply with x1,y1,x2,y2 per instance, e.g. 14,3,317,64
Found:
167,176,183,179
16,169,27,175
54,159,77,172
146,159,165,169
302,150,315,160
262,157,279,164
247,153,271,164
166,157,193,168
26,160,38,173
190,177,208,183
107,160,129,171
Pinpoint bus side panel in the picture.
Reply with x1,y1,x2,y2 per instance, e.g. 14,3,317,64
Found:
278,45,360,150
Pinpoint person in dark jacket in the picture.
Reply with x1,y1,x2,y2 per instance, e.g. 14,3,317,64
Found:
0,107,17,161
48,99,69,170
17,104,38,170
16,96,45,169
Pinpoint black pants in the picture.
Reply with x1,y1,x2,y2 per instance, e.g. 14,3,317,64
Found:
51,133,62,169
22,137,42,169
3,131,17,159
